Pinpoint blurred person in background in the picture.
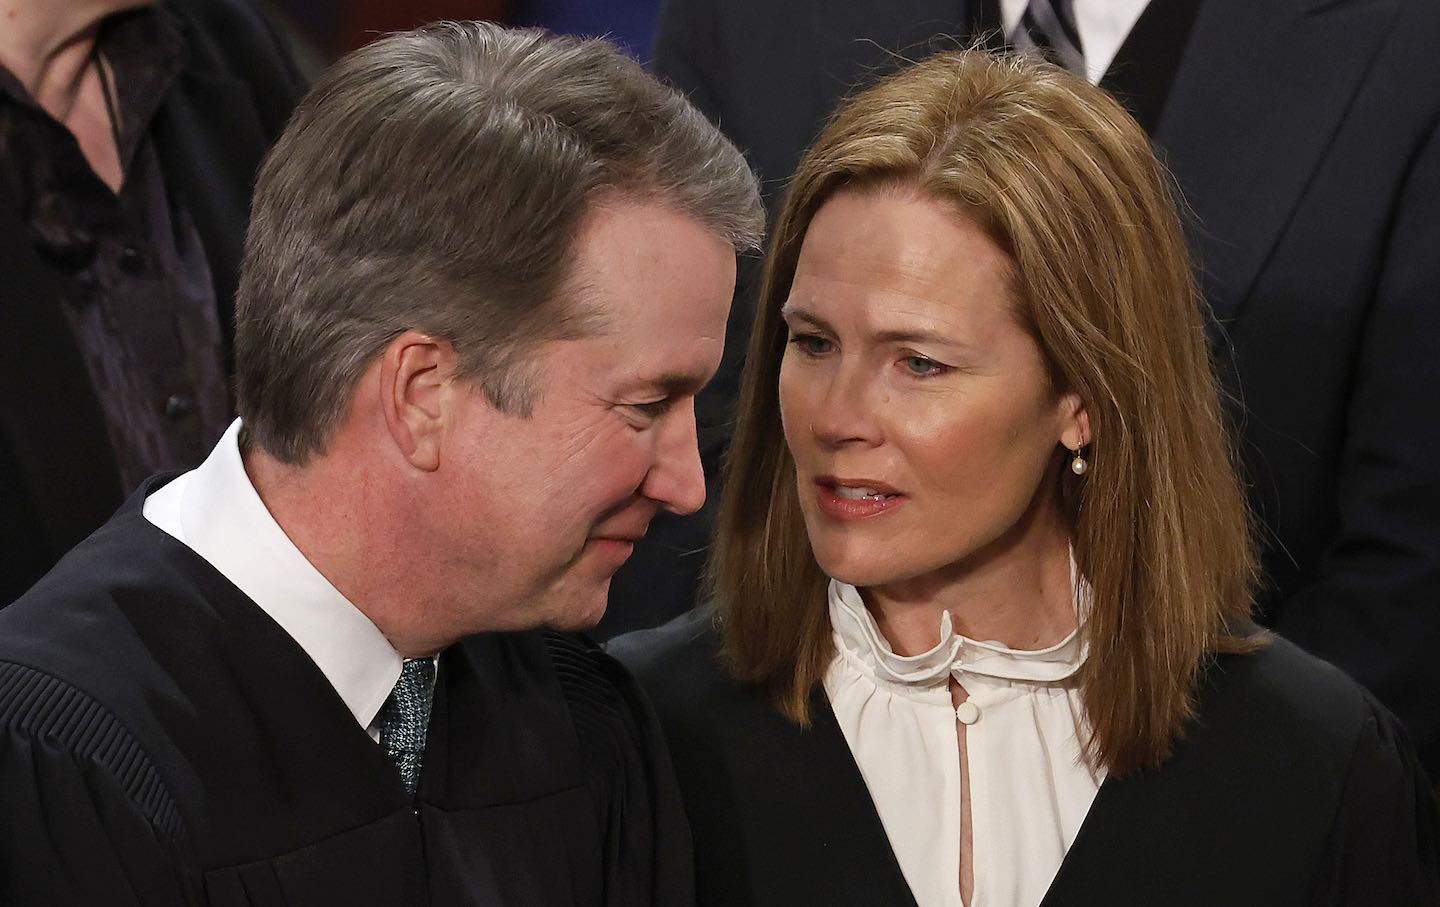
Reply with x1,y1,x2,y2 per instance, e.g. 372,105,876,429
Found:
0,0,306,605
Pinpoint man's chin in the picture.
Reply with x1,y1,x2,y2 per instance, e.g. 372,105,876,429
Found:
543,583,612,633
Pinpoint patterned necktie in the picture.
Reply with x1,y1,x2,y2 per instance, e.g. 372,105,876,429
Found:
1011,0,1086,76
378,658,436,796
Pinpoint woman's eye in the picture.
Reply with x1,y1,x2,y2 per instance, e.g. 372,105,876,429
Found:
789,333,833,356
902,355,948,377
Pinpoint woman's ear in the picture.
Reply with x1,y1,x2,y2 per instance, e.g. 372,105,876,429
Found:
1059,391,1091,451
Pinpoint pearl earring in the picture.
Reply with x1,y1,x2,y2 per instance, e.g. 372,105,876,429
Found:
1069,446,1089,476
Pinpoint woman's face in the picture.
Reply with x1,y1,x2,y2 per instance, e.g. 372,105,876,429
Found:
778,188,1086,593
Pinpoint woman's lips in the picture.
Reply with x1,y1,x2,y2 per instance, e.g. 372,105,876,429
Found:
813,477,905,521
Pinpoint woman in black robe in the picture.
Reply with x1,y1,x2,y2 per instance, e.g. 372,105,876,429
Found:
612,50,1440,906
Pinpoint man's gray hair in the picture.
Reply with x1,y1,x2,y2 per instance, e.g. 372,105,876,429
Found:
234,21,763,464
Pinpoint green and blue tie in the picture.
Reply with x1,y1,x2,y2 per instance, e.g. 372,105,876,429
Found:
378,658,436,796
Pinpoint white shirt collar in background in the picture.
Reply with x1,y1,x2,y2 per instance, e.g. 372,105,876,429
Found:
1001,0,1153,85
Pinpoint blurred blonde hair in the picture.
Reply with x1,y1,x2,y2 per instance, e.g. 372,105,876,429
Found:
712,49,1261,775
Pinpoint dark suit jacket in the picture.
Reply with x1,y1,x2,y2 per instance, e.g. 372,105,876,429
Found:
0,479,695,905
0,0,305,606
616,0,1440,777
612,612,1440,906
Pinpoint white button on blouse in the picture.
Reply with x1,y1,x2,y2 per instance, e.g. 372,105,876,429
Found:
955,700,981,726
823,579,1105,907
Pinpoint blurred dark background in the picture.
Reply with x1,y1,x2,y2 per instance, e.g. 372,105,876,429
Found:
262,0,662,73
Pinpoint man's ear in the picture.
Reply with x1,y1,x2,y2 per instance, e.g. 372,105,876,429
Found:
1059,391,1092,452
379,331,456,472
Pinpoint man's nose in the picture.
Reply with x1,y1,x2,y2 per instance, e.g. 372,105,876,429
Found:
641,401,707,515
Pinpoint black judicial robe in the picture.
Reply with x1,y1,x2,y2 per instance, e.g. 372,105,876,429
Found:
611,612,1440,907
0,482,694,906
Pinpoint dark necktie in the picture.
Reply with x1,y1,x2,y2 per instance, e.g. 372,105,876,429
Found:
378,658,436,796
1011,0,1086,76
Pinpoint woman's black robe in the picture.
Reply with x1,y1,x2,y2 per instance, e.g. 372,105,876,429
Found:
611,611,1439,906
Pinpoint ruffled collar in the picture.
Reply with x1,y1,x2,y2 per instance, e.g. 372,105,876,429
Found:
827,577,1088,687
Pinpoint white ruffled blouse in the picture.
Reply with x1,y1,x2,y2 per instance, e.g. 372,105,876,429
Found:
823,579,1105,907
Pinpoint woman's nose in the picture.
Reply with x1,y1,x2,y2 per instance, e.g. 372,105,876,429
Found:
807,363,884,449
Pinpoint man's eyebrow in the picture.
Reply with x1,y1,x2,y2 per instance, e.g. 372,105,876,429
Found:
637,372,710,396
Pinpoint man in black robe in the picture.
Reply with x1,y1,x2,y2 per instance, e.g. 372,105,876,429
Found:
0,21,762,905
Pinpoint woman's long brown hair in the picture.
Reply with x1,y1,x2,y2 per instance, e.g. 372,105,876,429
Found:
710,50,1261,775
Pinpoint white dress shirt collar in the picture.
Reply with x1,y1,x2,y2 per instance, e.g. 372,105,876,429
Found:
143,419,403,731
